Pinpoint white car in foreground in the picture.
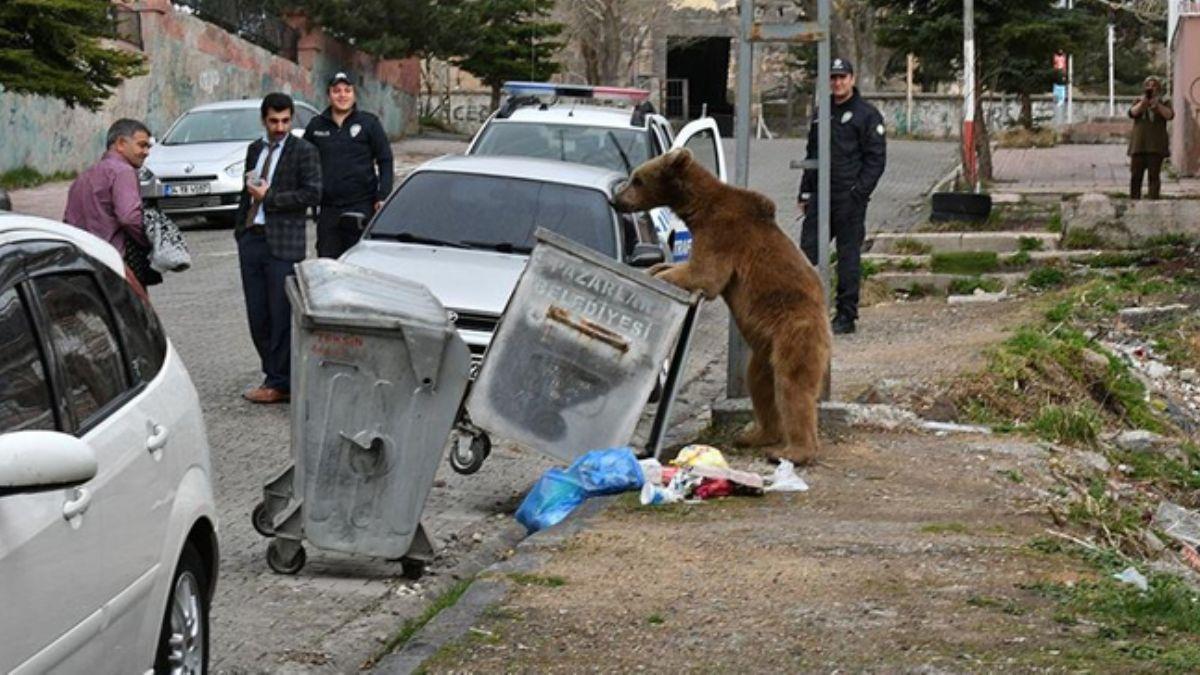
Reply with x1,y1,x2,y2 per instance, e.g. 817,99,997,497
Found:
0,214,219,673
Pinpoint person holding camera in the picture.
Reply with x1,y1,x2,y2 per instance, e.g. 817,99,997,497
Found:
1128,76,1174,200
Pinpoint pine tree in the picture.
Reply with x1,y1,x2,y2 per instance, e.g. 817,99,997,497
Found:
455,0,564,108
0,0,145,110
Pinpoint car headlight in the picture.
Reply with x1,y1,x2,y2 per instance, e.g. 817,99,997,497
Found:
137,167,154,183
224,161,244,178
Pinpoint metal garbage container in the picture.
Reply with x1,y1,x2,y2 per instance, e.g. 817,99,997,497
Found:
466,229,698,465
253,259,470,576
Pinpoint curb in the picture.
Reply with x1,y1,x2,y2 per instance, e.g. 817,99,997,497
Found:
373,496,618,674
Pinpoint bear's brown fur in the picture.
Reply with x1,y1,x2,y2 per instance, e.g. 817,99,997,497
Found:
613,148,832,464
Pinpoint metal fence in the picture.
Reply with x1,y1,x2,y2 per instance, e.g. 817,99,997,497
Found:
108,5,143,50
174,0,299,62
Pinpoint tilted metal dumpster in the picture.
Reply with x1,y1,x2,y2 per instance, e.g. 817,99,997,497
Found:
253,259,470,576
466,229,698,465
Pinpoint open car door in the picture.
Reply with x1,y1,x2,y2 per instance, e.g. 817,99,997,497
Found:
671,117,727,183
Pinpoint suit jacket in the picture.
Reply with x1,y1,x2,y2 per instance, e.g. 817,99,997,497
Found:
234,135,322,262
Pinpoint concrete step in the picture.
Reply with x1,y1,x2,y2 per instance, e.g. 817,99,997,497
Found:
869,231,1060,254
863,249,1107,270
871,271,1028,294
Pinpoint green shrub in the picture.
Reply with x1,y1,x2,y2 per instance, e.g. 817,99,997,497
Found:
860,259,880,280
898,257,922,271
1031,403,1101,444
1026,267,1067,289
1047,212,1063,233
931,251,999,275
1063,228,1106,250
1005,250,1032,267
1018,236,1045,252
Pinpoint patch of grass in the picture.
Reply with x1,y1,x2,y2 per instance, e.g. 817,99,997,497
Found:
1026,266,1067,289
1001,469,1024,483
1108,448,1200,492
1084,251,1147,268
921,522,970,535
902,283,936,298
1063,228,1106,250
647,613,665,625
1047,212,1063,233
996,125,1058,149
1018,236,1045,252
931,251,999,275
1005,250,1032,268
1143,233,1195,249
1031,573,1200,640
508,573,566,588
966,594,1028,616
892,237,933,255
898,256,922,271
860,258,880,280
1030,403,1101,445
948,276,1004,295
0,167,76,190
373,578,473,662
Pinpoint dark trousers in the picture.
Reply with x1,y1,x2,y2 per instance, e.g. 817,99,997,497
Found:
800,197,867,321
238,230,294,391
317,202,373,258
1130,153,1165,200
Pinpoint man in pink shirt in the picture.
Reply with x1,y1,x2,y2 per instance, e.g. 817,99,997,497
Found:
63,118,152,255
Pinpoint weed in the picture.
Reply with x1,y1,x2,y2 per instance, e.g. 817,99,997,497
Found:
1063,228,1106,250
508,573,566,588
0,167,76,190
1084,251,1146,268
647,613,665,625
1031,574,1200,639
1026,267,1067,289
373,579,473,662
1018,236,1045,252
1143,233,1195,249
1031,403,1101,445
948,276,1003,295
893,237,933,255
1047,212,1063,233
1005,250,1032,268
1002,469,1024,483
1044,299,1074,323
931,251,999,275
966,594,1028,616
898,256,922,271
903,283,935,298
921,522,970,535
861,258,880,280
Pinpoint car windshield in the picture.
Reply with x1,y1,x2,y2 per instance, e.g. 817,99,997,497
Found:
162,109,262,145
369,172,617,257
472,123,651,175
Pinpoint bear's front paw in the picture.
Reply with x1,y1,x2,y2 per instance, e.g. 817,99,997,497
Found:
646,262,676,277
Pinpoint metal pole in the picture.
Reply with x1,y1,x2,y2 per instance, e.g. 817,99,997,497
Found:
906,54,915,134
1108,19,1116,117
1066,0,1074,124
817,0,831,306
727,0,755,398
962,0,977,187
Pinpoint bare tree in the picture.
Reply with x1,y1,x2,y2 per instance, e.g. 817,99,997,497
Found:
557,0,671,85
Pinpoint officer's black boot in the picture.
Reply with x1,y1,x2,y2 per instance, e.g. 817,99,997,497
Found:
832,314,856,335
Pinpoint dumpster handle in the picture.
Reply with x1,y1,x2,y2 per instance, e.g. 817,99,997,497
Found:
545,305,630,353
339,430,383,451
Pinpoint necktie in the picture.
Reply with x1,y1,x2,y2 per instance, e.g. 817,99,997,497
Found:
244,141,278,229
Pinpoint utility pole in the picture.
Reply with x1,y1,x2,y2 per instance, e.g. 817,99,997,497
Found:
1067,0,1074,124
962,0,977,188
1108,11,1116,117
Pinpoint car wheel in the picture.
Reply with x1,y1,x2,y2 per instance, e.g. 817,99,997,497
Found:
155,542,209,675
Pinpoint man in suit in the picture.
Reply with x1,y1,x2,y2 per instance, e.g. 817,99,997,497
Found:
235,92,322,404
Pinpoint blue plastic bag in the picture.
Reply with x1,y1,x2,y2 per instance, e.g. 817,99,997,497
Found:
515,447,645,533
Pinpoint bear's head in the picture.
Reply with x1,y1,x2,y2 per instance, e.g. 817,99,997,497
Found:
611,148,694,214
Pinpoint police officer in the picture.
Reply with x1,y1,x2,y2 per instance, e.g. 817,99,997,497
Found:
798,58,886,335
304,72,394,258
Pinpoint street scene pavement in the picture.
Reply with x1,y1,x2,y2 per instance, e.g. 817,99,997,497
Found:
5,135,955,671
993,143,1200,196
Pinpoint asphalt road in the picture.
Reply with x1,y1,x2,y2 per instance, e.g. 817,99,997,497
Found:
6,136,956,672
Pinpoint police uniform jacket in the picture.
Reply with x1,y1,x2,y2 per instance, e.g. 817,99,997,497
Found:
799,88,887,204
304,107,394,207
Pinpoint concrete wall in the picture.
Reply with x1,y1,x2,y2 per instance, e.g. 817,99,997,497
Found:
870,93,1139,139
0,0,419,175
1171,15,1200,176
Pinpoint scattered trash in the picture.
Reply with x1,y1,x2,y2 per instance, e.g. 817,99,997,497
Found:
516,447,645,532
671,445,729,469
1153,501,1200,548
765,460,810,493
694,479,735,500
947,288,1008,305
640,481,683,506
1112,566,1149,592
690,463,766,489
638,458,663,486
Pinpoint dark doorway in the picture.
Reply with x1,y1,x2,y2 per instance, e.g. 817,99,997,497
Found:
667,37,734,136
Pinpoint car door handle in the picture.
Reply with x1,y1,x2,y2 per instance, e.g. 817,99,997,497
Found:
147,423,170,452
62,487,92,521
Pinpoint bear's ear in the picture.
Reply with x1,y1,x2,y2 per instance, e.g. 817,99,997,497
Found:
666,147,693,170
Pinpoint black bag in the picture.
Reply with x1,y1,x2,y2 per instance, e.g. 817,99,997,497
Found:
123,236,163,287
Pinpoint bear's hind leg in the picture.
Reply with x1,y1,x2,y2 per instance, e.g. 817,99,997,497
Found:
735,349,783,447
769,344,824,465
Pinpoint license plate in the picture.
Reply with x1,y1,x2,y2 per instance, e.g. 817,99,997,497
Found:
164,183,211,197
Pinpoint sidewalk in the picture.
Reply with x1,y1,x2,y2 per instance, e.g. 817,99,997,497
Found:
992,144,1200,197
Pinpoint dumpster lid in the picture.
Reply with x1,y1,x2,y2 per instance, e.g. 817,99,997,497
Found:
294,259,452,330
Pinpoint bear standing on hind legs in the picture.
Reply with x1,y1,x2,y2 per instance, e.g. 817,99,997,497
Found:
612,148,832,465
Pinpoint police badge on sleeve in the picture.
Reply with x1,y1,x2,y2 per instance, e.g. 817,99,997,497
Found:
350,123,362,138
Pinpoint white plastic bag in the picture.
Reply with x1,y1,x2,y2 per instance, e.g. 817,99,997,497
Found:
1112,566,1149,592
144,207,192,273
765,460,809,493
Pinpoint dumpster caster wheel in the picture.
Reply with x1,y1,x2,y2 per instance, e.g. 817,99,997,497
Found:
400,558,426,580
252,502,275,537
267,540,306,575
450,433,490,475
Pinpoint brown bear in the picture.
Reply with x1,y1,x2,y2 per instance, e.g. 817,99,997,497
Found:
613,148,832,465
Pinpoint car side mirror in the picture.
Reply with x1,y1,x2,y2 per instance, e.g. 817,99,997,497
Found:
628,242,666,268
0,431,97,497
338,211,368,232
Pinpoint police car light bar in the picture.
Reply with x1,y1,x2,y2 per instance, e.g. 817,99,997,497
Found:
501,81,650,103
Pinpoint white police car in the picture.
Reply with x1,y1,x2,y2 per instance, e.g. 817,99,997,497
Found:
467,82,728,262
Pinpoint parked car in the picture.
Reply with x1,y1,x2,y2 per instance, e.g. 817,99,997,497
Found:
467,81,729,261
0,214,219,673
340,155,669,377
140,98,320,226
